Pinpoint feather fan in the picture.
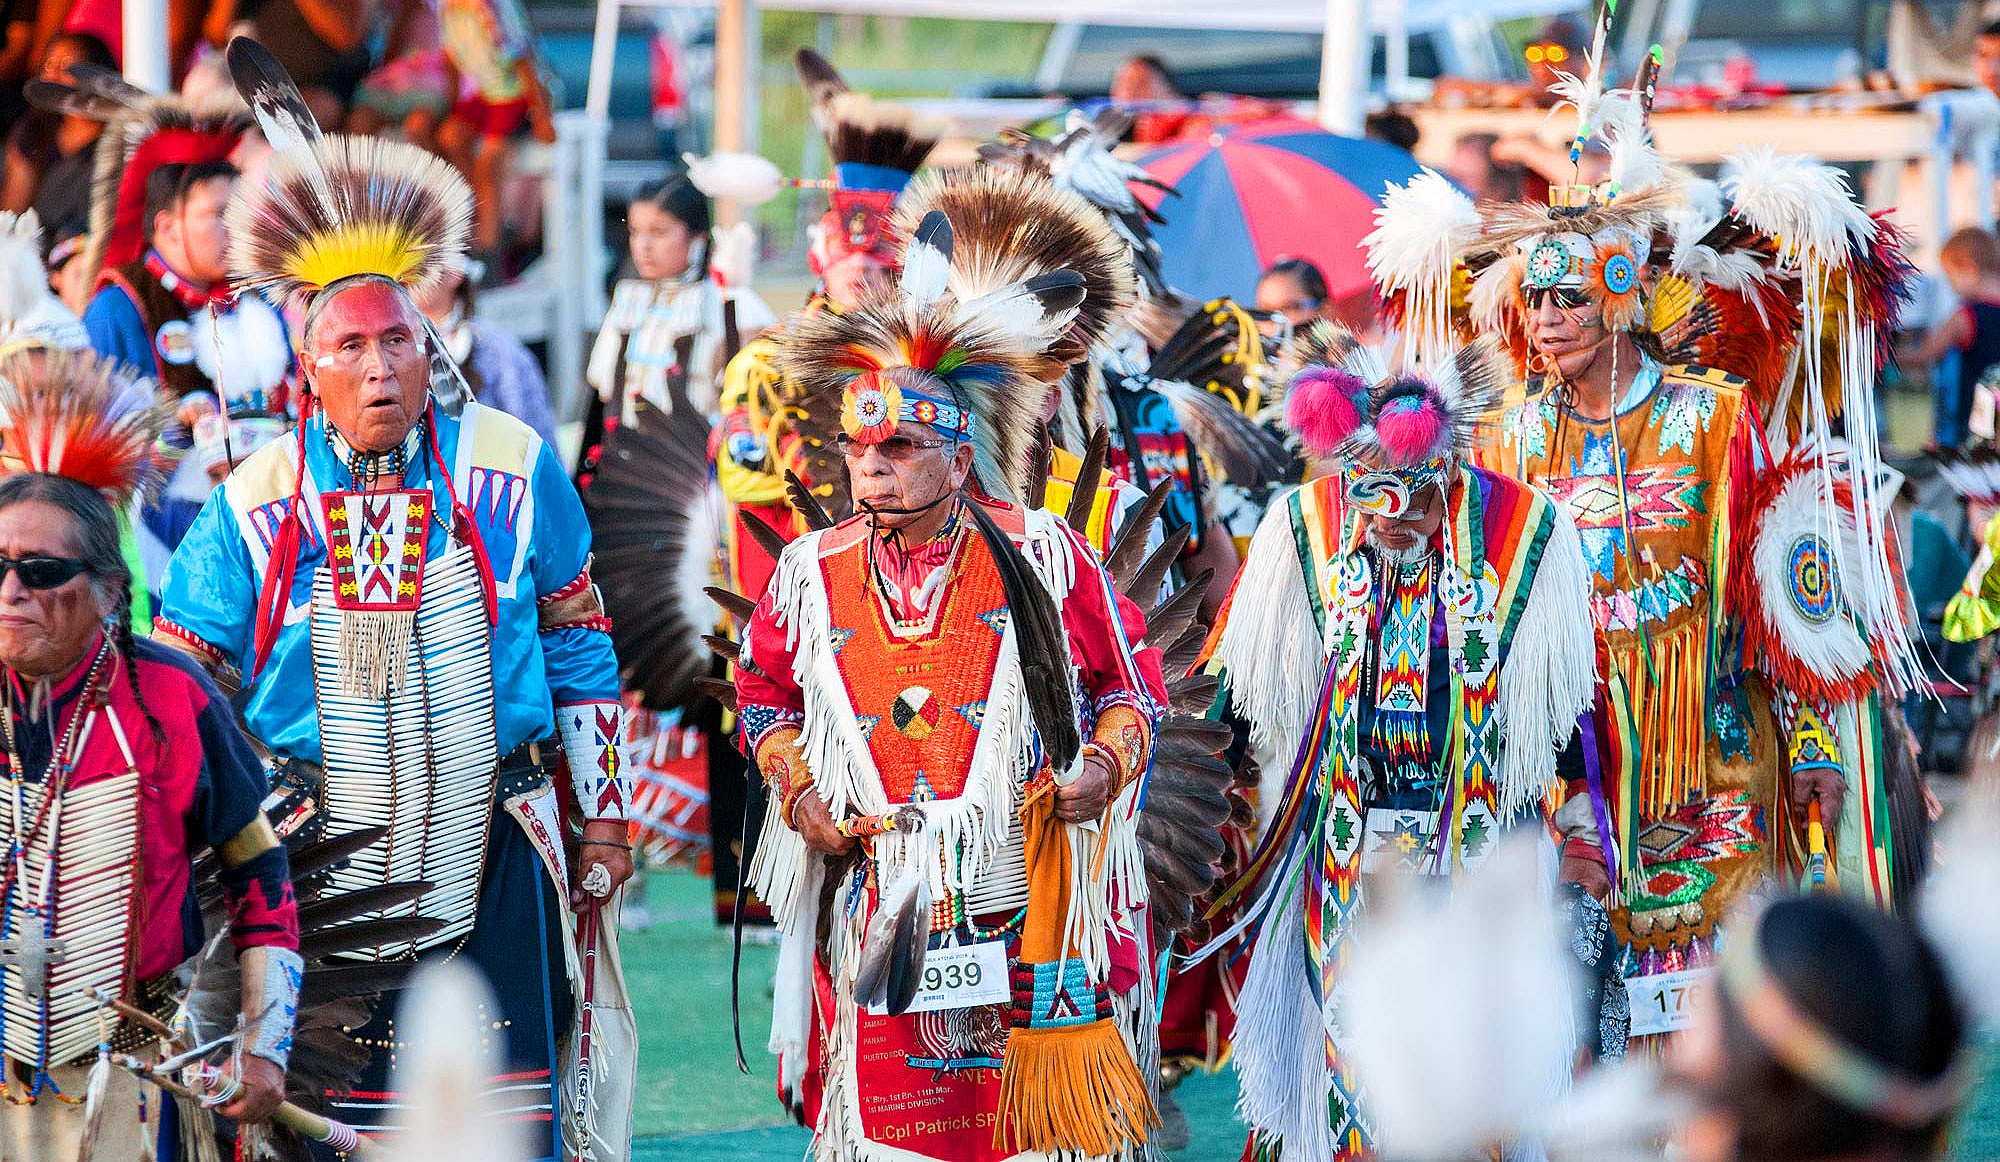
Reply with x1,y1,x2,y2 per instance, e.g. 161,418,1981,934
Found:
586,401,724,710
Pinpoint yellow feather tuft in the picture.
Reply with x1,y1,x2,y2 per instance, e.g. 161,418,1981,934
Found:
285,222,430,292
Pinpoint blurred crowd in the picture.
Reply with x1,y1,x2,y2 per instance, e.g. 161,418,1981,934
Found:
2,0,553,269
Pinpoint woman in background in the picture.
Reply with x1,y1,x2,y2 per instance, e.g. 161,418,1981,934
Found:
578,173,774,479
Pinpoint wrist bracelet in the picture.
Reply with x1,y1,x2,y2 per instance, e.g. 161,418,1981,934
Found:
1080,739,1128,789
779,778,814,828
580,839,633,851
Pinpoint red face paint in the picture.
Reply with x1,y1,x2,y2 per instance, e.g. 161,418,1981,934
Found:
305,280,432,454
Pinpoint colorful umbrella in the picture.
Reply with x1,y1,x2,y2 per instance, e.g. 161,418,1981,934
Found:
1138,116,1429,306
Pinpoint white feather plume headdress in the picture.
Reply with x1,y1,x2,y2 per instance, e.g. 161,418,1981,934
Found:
1363,168,1479,371
0,211,88,354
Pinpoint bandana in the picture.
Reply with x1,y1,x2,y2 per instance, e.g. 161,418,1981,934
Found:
840,371,973,444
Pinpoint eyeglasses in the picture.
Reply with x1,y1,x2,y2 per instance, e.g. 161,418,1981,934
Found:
1526,286,1594,312
833,434,951,460
1524,43,1569,65
0,556,90,590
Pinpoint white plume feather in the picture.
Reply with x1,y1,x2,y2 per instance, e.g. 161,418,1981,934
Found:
0,210,86,350
710,222,757,289
1598,90,1665,195
0,210,46,325
382,962,528,1162
1363,169,1479,370
1722,147,1873,271
1341,838,1576,1158
1364,169,1478,293
955,282,1079,348
1920,791,2000,1030
684,151,785,207
898,212,953,310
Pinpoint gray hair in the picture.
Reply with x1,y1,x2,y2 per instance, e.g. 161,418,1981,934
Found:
0,473,128,616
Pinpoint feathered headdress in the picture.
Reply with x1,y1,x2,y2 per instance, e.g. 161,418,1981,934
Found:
0,211,88,354
25,64,248,290
891,166,1135,372
979,108,1178,299
1362,167,1480,371
797,48,943,275
0,345,168,503
1280,322,1496,514
779,209,1087,502
223,38,471,305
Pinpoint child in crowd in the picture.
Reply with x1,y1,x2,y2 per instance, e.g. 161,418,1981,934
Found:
1909,226,2000,449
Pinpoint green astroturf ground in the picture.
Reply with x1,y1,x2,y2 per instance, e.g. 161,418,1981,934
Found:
624,870,2000,1160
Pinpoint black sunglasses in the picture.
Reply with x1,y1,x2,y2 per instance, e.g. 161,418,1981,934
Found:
833,434,950,461
0,556,91,590
1526,286,1593,312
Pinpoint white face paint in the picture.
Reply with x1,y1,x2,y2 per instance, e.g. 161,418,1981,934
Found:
315,354,337,369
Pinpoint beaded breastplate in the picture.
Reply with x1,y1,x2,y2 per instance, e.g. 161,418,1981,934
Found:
311,533,499,957
0,768,141,1069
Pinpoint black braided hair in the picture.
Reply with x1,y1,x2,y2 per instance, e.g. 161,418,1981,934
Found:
111,593,166,747
0,473,164,744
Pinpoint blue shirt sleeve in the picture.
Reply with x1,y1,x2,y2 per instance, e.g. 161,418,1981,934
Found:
528,438,621,703
83,284,157,377
157,487,259,667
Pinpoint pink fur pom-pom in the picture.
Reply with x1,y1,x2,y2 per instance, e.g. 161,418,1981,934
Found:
1287,366,1367,457
1374,389,1448,465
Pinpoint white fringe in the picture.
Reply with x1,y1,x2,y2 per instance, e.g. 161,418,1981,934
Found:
1494,503,1598,821
1231,867,1336,1162
1214,491,1328,780
335,609,413,699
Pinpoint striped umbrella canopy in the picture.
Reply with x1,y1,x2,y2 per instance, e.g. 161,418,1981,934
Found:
1138,116,1429,306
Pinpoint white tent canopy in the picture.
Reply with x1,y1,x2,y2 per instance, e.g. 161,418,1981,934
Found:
756,0,1565,33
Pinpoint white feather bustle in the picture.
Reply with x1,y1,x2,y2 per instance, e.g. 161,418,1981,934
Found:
1363,169,1479,371
684,151,785,206
1722,147,1874,271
